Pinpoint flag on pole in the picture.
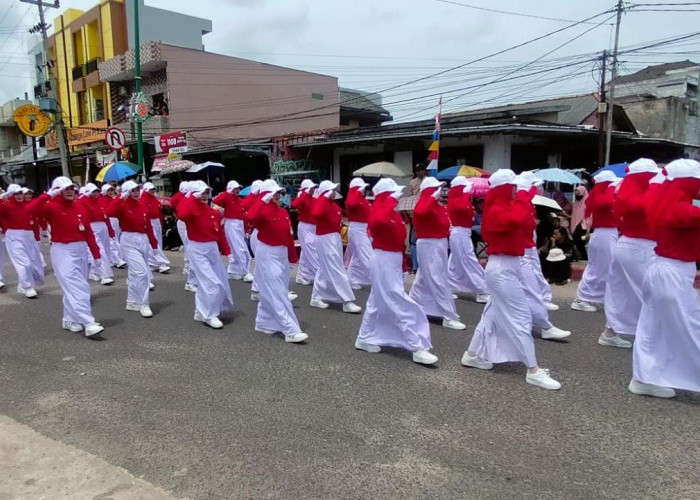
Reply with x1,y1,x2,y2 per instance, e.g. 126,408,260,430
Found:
427,97,442,176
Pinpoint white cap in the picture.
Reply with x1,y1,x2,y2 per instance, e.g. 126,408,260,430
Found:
190,180,211,198
665,159,700,180
258,179,281,194
84,183,99,194
250,180,263,195
101,184,115,195
450,176,469,188
142,182,156,192
518,171,544,187
51,176,78,192
488,169,517,188
5,184,22,196
649,172,666,185
121,180,139,195
419,177,445,191
179,181,191,194
627,158,659,175
226,180,241,193
372,178,404,196
349,178,369,190
593,171,619,184
317,180,339,196
300,179,317,192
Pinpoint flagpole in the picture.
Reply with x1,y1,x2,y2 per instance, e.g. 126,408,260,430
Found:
427,97,442,177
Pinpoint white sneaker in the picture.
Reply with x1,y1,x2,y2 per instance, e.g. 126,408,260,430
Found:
288,292,298,301
461,352,493,370
545,302,559,311
115,260,127,269
526,368,561,390
24,287,38,298
100,277,114,285
140,305,153,318
250,292,260,301
184,283,197,293
412,350,438,365
158,265,171,274
84,323,105,337
310,299,329,309
343,302,362,314
62,321,83,333
126,302,141,311
149,282,155,291
540,326,571,340
285,332,308,343
295,276,312,286
355,339,381,353
0,280,5,289
243,273,254,283
442,318,466,330
628,379,675,398
350,284,363,290
182,266,189,275
88,273,100,282
206,317,224,329
229,273,243,280
598,329,632,348
451,293,459,300
475,293,490,304
255,326,276,335
571,299,597,312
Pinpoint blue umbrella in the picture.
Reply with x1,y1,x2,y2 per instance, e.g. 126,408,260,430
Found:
592,162,628,178
535,168,582,185
95,161,140,183
435,166,460,180
239,186,251,196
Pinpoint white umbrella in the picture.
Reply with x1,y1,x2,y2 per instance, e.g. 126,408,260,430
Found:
186,161,225,173
353,161,411,178
533,168,582,185
532,194,562,211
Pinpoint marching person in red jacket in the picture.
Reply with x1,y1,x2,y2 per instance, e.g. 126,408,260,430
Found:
77,183,115,286
108,181,158,319
243,180,266,301
345,177,373,289
571,170,619,312
354,178,437,365
409,177,465,330
462,169,561,390
141,182,171,274
213,180,253,282
27,176,105,339
178,180,233,329
102,183,126,269
291,179,319,285
310,180,361,314
171,181,197,292
22,187,48,270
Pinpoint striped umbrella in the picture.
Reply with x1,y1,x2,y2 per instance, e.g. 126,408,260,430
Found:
95,161,140,183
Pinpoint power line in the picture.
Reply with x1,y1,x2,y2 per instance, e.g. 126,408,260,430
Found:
432,0,610,24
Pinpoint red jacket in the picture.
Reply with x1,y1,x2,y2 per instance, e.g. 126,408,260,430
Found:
248,199,297,263
242,193,263,230
413,187,450,239
212,191,245,220
653,178,700,262
585,182,617,229
0,198,33,231
312,195,342,236
177,195,230,255
107,197,157,249
170,191,184,210
369,193,406,253
614,172,655,240
345,187,371,223
447,186,475,228
519,187,538,249
291,191,316,224
27,193,101,259
77,195,115,238
140,190,162,220
482,185,531,256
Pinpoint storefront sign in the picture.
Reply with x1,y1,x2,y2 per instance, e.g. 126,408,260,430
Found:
155,131,188,154
46,119,109,150
13,104,52,137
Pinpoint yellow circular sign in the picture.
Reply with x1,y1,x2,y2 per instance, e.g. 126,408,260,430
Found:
13,104,52,137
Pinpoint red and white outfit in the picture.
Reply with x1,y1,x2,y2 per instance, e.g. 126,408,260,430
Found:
140,183,171,272
171,181,197,289
345,178,373,288
213,180,252,280
101,184,124,268
243,180,265,296
291,179,319,285
77,184,115,284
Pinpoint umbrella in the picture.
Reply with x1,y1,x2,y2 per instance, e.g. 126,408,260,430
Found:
160,159,195,176
532,194,562,211
592,162,628,178
435,165,490,180
353,161,411,178
95,161,140,183
239,186,251,196
186,161,225,185
468,177,491,197
534,168,582,185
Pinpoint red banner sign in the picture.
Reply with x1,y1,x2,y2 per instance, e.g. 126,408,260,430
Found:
155,131,188,154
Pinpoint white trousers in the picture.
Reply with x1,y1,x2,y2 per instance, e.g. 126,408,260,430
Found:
409,238,458,320
109,217,123,265
224,218,251,276
523,246,552,303
347,221,372,287
519,253,553,331
89,222,114,280
51,242,95,326
633,257,700,392
250,229,260,293
121,232,151,307
0,234,5,281
468,255,537,367
312,232,355,303
255,241,301,335
177,219,196,286
358,249,432,352
604,237,656,335
576,227,618,304
297,222,319,282
5,229,44,290
447,227,487,295
189,240,234,321
148,218,170,268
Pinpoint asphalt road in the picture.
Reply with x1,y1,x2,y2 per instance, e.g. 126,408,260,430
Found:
0,246,698,499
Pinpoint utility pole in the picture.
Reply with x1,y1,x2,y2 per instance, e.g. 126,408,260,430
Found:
597,50,607,168
604,0,624,167
134,0,144,175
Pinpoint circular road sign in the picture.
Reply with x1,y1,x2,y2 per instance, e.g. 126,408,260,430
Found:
105,127,126,151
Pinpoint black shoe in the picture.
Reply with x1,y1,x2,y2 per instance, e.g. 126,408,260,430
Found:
86,333,106,341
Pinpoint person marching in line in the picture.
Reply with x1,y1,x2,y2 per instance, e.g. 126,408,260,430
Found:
345,177,373,290
446,176,489,304
244,180,265,301
171,181,197,292
107,181,158,318
354,178,437,365
247,180,308,343
77,183,115,286
0,184,45,298
571,171,619,312
600,159,660,349
409,177,466,330
27,177,105,339
178,180,234,329
461,169,561,390
630,159,700,398
291,179,319,286
310,180,362,313
102,183,126,269
141,182,171,274
22,188,47,269
213,180,254,282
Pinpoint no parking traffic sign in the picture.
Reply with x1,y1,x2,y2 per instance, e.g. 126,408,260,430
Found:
104,127,126,151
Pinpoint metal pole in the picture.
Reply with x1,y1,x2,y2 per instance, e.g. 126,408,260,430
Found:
604,0,624,167
134,0,144,176
597,50,607,168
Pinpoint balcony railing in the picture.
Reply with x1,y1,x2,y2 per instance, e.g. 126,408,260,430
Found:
72,65,85,81
33,82,51,100
71,57,102,81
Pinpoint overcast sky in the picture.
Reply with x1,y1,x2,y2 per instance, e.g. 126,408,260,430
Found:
1,0,699,121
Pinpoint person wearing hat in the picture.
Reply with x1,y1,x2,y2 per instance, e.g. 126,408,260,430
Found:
345,177,373,290
571,171,619,313
101,183,126,269
600,158,660,349
140,182,171,274
291,178,319,285
107,180,158,319
631,159,700,398
355,178,437,365
0,184,45,298
409,177,465,330
171,181,198,292
27,176,105,339
461,169,561,390
177,180,234,329
213,180,253,282
77,183,116,286
310,180,361,313
446,176,489,304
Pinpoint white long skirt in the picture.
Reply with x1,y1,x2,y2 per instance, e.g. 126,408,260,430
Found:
523,246,552,303
312,232,355,303
409,238,458,320
447,226,487,295
347,221,372,287
177,219,197,286
357,249,432,351
0,233,5,281
189,240,234,321
121,232,151,307
51,241,95,327
5,229,44,290
148,218,171,268
633,257,700,392
520,251,553,331
576,227,618,304
224,218,251,276
297,222,319,282
250,229,260,293
604,237,655,335
89,222,114,280
109,217,123,266
467,255,537,367
255,241,301,335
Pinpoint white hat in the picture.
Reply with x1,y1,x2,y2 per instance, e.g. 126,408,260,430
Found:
317,180,339,196
665,159,700,181
250,180,264,195
101,184,115,195
226,180,241,193
649,172,666,185
627,158,659,175
488,169,517,188
349,177,369,190
51,176,78,192
5,184,22,196
372,178,404,196
546,248,566,262
300,179,317,192
142,182,156,192
84,183,99,194
518,171,544,187
419,177,445,191
121,180,139,195
179,181,191,194
593,171,619,184
190,180,211,198
450,176,469,188
259,179,282,194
